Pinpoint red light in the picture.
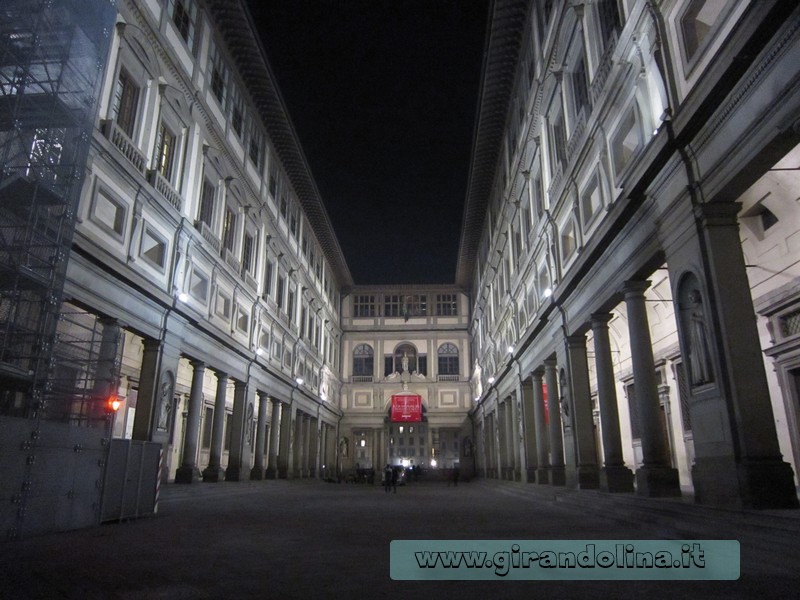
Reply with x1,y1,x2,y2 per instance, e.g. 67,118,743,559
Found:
107,396,121,412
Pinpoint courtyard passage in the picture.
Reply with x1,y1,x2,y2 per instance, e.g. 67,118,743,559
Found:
2,478,799,599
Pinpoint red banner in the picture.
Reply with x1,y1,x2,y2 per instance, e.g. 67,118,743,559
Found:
391,394,422,422
542,383,549,425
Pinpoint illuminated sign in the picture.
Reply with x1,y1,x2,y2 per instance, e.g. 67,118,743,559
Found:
391,394,422,422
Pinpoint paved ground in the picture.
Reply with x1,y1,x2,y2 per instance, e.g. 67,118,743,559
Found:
1,478,799,599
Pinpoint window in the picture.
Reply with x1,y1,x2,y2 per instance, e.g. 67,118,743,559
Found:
112,68,139,138
276,275,285,310
140,227,167,270
352,344,374,377
611,106,642,176
353,295,376,317
560,220,577,264
236,305,249,334
268,166,278,197
438,343,460,376
280,195,288,219
436,294,458,316
404,294,427,318
208,40,227,105
197,177,215,228
222,205,237,252
170,0,197,49
287,289,295,320
263,260,274,297
189,266,209,302
229,84,244,138
242,231,256,274
155,122,176,181
216,289,232,320
571,50,590,118
550,104,567,173
290,206,299,238
681,0,727,61
248,121,263,169
580,173,602,227
91,188,126,238
597,0,621,47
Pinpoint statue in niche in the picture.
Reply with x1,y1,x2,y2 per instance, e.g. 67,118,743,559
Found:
156,372,174,431
340,437,349,457
687,289,714,386
245,402,254,443
471,360,483,398
401,352,409,373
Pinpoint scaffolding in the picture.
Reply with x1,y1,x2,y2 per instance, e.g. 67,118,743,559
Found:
0,0,115,421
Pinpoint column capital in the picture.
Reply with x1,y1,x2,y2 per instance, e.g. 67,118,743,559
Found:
693,201,741,227
257,390,269,400
531,367,544,381
590,312,614,327
213,368,228,380
189,359,206,370
622,279,651,297
566,333,587,349
233,378,247,390
543,357,558,369
270,396,283,406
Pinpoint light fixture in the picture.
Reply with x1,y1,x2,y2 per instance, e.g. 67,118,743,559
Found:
295,377,304,386
488,376,496,384
430,459,438,468
543,287,553,298
256,347,264,356
177,292,189,303
507,345,514,354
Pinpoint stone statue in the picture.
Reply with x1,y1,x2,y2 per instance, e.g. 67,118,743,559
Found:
401,352,409,373
157,375,173,431
687,289,714,385
471,360,483,398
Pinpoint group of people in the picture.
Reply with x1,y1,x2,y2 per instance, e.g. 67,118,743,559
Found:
383,464,398,493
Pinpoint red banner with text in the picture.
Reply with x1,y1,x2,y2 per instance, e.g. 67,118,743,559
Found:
391,394,422,422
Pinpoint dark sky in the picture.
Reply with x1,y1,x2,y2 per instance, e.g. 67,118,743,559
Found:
246,0,490,285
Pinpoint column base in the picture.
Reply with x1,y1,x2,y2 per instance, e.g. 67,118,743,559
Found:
265,466,278,479
202,465,224,483
174,465,196,484
549,466,566,486
535,468,550,484
526,467,538,482
225,465,242,481
635,466,681,497
575,465,600,489
600,465,635,493
693,456,799,509
250,466,265,480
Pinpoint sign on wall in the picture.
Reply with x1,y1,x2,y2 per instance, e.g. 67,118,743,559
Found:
391,394,422,422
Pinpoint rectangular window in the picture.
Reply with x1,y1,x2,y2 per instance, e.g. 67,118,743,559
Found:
189,267,209,302
438,355,459,375
208,41,227,105
280,195,288,219
140,226,167,270
580,174,602,227
405,294,427,317
155,122,176,181
216,290,232,320
248,121,263,169
222,206,237,252
598,0,621,47
171,0,197,49
229,84,244,138
611,106,642,176
242,231,256,274
287,289,295,320
560,221,577,264
572,51,590,117
236,305,249,334
436,294,458,316
263,261,274,297
384,294,402,317
92,188,126,238
550,107,567,172
353,295,376,317
113,68,139,138
198,178,215,228
202,407,213,448
277,276,285,310
290,206,298,238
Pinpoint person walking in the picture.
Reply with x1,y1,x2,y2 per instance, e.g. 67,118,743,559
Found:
383,464,393,493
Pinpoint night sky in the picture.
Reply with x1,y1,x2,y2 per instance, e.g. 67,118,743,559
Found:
246,0,490,285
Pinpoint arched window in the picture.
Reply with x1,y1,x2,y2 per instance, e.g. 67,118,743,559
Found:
352,344,374,377
393,343,418,374
438,343,460,376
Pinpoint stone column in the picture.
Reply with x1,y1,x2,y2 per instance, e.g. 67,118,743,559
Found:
131,338,161,441
510,392,524,481
250,391,269,480
623,280,680,497
295,412,306,478
304,416,315,477
202,370,228,482
278,403,295,478
566,334,600,489
225,379,252,481
175,360,205,483
266,398,281,479
91,318,122,422
493,406,502,478
520,378,538,483
531,370,550,483
591,313,634,493
544,358,565,485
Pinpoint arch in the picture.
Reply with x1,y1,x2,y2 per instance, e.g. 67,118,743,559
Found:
352,343,373,377
438,343,460,376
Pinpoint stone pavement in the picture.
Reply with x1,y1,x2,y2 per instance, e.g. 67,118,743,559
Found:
1,478,799,599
